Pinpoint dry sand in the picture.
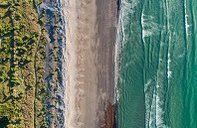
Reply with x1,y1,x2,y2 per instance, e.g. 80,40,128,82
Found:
64,0,118,127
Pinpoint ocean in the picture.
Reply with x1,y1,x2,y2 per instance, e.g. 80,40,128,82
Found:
117,0,197,127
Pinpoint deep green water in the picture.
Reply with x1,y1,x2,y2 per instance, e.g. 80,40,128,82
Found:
117,0,197,127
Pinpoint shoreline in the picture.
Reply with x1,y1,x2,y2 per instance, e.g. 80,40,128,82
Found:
64,0,118,127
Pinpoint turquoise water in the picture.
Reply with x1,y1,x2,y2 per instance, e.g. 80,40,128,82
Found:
117,0,197,127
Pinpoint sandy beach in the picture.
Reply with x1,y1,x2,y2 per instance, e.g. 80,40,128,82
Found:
64,0,118,127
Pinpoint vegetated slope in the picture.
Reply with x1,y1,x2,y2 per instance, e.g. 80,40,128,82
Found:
0,0,63,127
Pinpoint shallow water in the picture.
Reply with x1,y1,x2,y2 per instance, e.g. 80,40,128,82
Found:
117,0,197,127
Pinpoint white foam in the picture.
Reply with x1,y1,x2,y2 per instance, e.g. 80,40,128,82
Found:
167,53,172,79
155,80,169,128
114,32,121,103
145,84,170,128
149,88,156,127
119,0,140,46
156,93,165,127
167,70,172,78
141,14,163,38
184,0,190,38
144,79,152,92
185,15,190,36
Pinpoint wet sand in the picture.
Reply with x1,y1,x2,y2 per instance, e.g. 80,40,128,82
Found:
64,0,118,127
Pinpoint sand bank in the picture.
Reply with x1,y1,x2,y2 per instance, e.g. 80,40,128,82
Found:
64,0,118,127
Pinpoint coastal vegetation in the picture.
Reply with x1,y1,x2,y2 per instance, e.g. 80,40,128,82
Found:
0,0,118,127
0,0,49,127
